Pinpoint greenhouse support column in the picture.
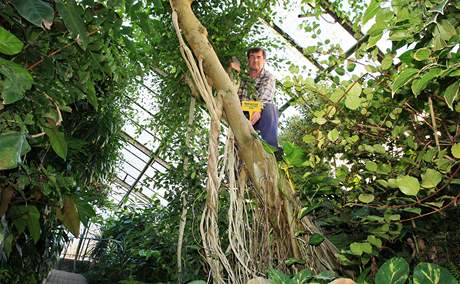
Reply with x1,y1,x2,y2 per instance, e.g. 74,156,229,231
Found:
73,225,89,272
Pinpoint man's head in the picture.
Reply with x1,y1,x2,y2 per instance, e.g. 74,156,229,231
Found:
247,47,266,73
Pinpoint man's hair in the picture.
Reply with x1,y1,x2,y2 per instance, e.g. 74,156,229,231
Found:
247,47,266,59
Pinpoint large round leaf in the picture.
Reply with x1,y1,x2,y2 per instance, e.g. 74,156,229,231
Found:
421,169,442,188
12,0,54,28
0,132,30,170
452,143,460,159
0,26,23,55
0,58,33,104
375,257,409,284
397,175,420,196
413,262,457,284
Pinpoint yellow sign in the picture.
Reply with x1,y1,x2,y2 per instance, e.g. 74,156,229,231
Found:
241,100,262,121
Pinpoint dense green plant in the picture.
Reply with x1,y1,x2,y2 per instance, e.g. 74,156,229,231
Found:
86,203,205,283
267,257,458,284
280,0,460,279
0,0,153,281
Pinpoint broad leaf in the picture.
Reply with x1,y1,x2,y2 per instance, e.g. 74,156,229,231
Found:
350,242,372,256
283,142,306,167
56,1,89,50
362,0,380,25
0,58,33,104
392,68,418,95
413,262,457,284
314,271,336,280
375,257,409,284
12,0,54,28
367,235,382,248
397,175,420,196
359,193,375,204
327,128,339,142
437,20,456,41
421,169,442,188
308,233,325,246
44,127,68,160
411,68,442,97
365,161,378,172
85,80,98,110
9,205,41,243
0,132,30,170
0,27,23,55
413,48,431,61
268,268,291,284
443,81,459,110
345,93,362,110
452,143,460,159
58,197,81,238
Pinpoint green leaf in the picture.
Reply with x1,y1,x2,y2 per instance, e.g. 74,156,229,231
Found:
375,257,409,284
302,134,315,144
365,161,378,172
298,202,321,219
314,271,336,280
413,262,458,284
56,1,89,50
367,33,383,49
268,268,291,284
57,197,81,238
421,169,442,188
362,0,380,25
261,139,277,154
327,129,340,142
0,132,30,170
402,208,422,215
345,84,363,110
0,27,23,55
389,29,411,41
380,54,394,70
283,142,306,167
397,175,420,196
0,58,33,104
443,81,459,110
437,20,456,41
44,127,68,160
411,68,442,97
359,193,375,204
452,143,460,159
12,0,54,28
350,242,372,256
335,66,345,76
9,205,41,243
85,80,98,110
292,269,313,283
367,235,382,248
392,68,418,95
413,48,431,61
349,82,362,97
309,233,325,246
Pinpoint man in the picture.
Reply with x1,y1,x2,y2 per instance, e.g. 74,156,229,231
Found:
238,47,279,149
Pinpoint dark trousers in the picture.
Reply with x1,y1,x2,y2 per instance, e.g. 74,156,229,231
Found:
254,103,278,148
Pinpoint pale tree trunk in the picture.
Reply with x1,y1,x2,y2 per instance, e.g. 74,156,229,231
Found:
170,0,339,281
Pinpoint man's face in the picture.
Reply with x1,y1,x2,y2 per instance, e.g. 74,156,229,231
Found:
248,51,265,73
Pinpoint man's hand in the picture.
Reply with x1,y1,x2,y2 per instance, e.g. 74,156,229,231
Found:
250,111,261,125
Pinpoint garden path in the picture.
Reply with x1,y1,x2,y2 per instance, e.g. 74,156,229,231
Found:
45,269,88,284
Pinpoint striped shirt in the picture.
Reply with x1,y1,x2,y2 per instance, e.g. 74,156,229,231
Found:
238,68,276,106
